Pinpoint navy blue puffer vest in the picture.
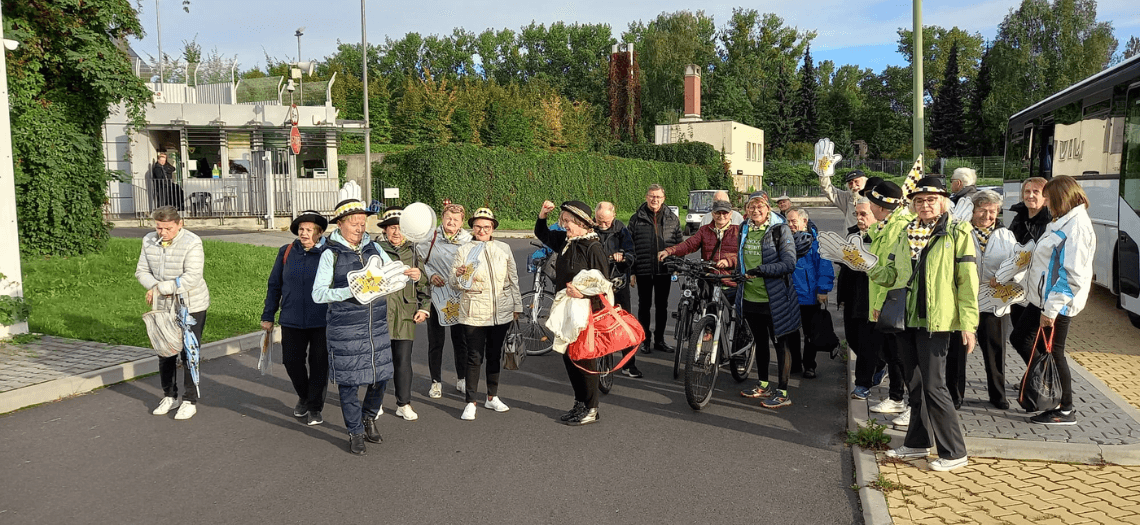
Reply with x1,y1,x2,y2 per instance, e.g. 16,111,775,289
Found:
325,238,393,386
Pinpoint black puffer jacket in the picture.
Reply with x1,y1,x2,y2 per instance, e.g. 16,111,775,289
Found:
595,218,635,287
1008,202,1052,245
628,203,683,276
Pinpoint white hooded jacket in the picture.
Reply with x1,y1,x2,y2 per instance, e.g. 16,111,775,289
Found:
1021,206,1096,319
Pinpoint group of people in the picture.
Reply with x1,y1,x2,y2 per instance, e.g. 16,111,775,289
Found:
135,167,1094,463
820,168,1094,472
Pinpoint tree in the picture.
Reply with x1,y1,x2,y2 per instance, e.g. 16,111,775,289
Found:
793,45,819,142
929,43,967,157
967,46,996,156
897,25,985,96
856,66,913,158
1124,36,1140,60
5,0,153,256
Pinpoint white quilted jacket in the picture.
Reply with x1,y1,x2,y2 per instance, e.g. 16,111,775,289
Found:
135,229,211,313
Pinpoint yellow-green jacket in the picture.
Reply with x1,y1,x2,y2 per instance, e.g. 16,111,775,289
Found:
867,206,916,321
867,214,979,333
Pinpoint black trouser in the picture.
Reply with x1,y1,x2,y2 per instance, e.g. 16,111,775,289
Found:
427,303,468,383
853,320,884,389
946,331,967,407
977,312,1007,404
635,273,672,345
882,331,909,403
391,339,414,407
463,323,509,404
280,326,329,413
799,304,822,371
563,354,600,409
743,301,799,391
614,286,637,368
1011,304,1074,411
898,328,967,460
159,310,206,403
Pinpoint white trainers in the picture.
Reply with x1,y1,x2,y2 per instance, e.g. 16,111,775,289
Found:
456,378,466,393
870,398,907,414
174,402,197,420
396,405,419,421
484,396,510,412
884,445,928,459
930,456,969,472
891,407,912,428
428,382,443,399
152,396,181,415
461,402,477,420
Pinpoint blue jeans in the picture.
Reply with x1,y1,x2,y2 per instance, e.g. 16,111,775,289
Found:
338,381,387,435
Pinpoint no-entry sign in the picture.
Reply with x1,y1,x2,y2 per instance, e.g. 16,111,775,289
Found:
290,125,301,155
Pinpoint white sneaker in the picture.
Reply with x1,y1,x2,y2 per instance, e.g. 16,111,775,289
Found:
396,405,419,421
891,407,912,428
930,456,969,472
884,445,928,459
461,402,477,421
870,398,907,414
484,396,510,412
174,402,197,420
428,382,443,399
152,396,181,415
456,378,466,393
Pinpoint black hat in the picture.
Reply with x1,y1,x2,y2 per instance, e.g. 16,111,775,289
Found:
290,210,329,236
332,199,375,223
867,181,903,210
843,170,867,183
560,200,595,228
711,200,733,214
378,206,404,228
468,207,499,228
859,177,884,196
908,176,951,198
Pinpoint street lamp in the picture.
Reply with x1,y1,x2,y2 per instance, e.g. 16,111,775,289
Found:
295,27,305,100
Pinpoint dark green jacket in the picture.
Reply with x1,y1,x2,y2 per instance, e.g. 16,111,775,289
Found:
377,238,430,340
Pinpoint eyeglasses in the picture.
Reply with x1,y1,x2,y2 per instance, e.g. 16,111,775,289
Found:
913,197,940,206
472,225,494,231
646,195,665,200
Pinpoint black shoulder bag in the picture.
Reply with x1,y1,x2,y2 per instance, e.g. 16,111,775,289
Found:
876,246,928,334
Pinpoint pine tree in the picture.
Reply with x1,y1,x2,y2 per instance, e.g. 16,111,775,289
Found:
967,46,994,156
794,45,819,142
929,43,966,157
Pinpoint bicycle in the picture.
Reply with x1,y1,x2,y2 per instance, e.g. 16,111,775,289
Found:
664,256,755,410
514,242,558,356
667,257,707,380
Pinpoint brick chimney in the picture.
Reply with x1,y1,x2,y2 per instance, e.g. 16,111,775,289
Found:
681,64,701,123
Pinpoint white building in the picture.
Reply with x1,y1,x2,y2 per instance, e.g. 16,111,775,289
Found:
653,64,765,192
103,52,363,228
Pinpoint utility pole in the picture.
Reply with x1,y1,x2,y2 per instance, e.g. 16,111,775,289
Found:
155,0,164,84
295,27,304,101
912,0,925,161
361,0,371,203
0,7,29,339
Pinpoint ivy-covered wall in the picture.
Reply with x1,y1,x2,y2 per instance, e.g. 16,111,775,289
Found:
5,0,151,256
375,144,715,220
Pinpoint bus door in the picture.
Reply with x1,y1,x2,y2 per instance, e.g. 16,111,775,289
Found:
1118,83,1140,322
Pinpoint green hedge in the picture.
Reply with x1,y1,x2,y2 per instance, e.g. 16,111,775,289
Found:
375,144,713,220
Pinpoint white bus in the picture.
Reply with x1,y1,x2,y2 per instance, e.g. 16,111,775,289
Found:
1004,54,1140,328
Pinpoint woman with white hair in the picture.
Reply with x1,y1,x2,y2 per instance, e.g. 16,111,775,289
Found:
946,190,1018,410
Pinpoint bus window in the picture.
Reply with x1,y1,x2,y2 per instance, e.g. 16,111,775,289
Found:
1124,86,1140,213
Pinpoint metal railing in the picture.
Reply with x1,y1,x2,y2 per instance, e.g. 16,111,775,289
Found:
105,175,339,221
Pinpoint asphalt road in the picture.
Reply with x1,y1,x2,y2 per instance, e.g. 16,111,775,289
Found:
3,208,862,524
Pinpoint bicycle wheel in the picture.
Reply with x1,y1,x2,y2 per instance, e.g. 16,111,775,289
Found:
598,354,614,394
730,322,756,383
518,290,555,356
684,316,720,410
672,302,691,380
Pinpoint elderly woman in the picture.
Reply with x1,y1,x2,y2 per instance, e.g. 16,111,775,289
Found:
868,177,978,472
135,206,209,420
1011,176,1095,425
415,203,472,398
376,207,430,421
451,208,522,421
537,200,612,425
946,190,1018,410
261,210,329,425
312,198,415,455
736,191,801,409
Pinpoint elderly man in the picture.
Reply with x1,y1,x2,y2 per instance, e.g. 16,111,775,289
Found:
775,195,793,216
836,199,885,401
699,190,744,226
949,168,979,221
629,184,684,354
820,169,868,230
785,206,834,378
595,201,641,378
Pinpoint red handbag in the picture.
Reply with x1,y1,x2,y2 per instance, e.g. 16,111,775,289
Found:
567,294,645,374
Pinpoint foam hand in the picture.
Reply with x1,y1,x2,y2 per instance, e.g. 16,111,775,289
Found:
817,231,878,272
994,240,1035,283
979,280,1026,312
338,180,362,203
347,255,411,304
812,138,843,179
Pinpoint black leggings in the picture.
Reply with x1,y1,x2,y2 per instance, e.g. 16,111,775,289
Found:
1011,304,1074,411
463,323,510,404
391,339,414,406
280,326,329,412
159,310,206,403
743,301,799,390
563,354,600,409
427,303,468,383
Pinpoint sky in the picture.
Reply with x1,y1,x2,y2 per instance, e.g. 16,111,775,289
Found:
130,0,1139,75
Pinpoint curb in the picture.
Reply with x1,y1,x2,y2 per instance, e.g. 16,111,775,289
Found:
0,329,278,415
847,349,894,525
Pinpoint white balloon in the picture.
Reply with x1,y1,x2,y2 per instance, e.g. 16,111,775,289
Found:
401,202,438,243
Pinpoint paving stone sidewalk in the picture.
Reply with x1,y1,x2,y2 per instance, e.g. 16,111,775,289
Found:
0,336,152,394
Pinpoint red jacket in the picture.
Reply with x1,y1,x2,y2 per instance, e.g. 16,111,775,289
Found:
664,223,741,286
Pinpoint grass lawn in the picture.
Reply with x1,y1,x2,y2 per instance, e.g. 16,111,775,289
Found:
21,237,278,348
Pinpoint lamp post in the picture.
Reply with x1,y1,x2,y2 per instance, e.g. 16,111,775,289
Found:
155,0,164,84
361,0,371,203
295,27,305,100
912,0,924,161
